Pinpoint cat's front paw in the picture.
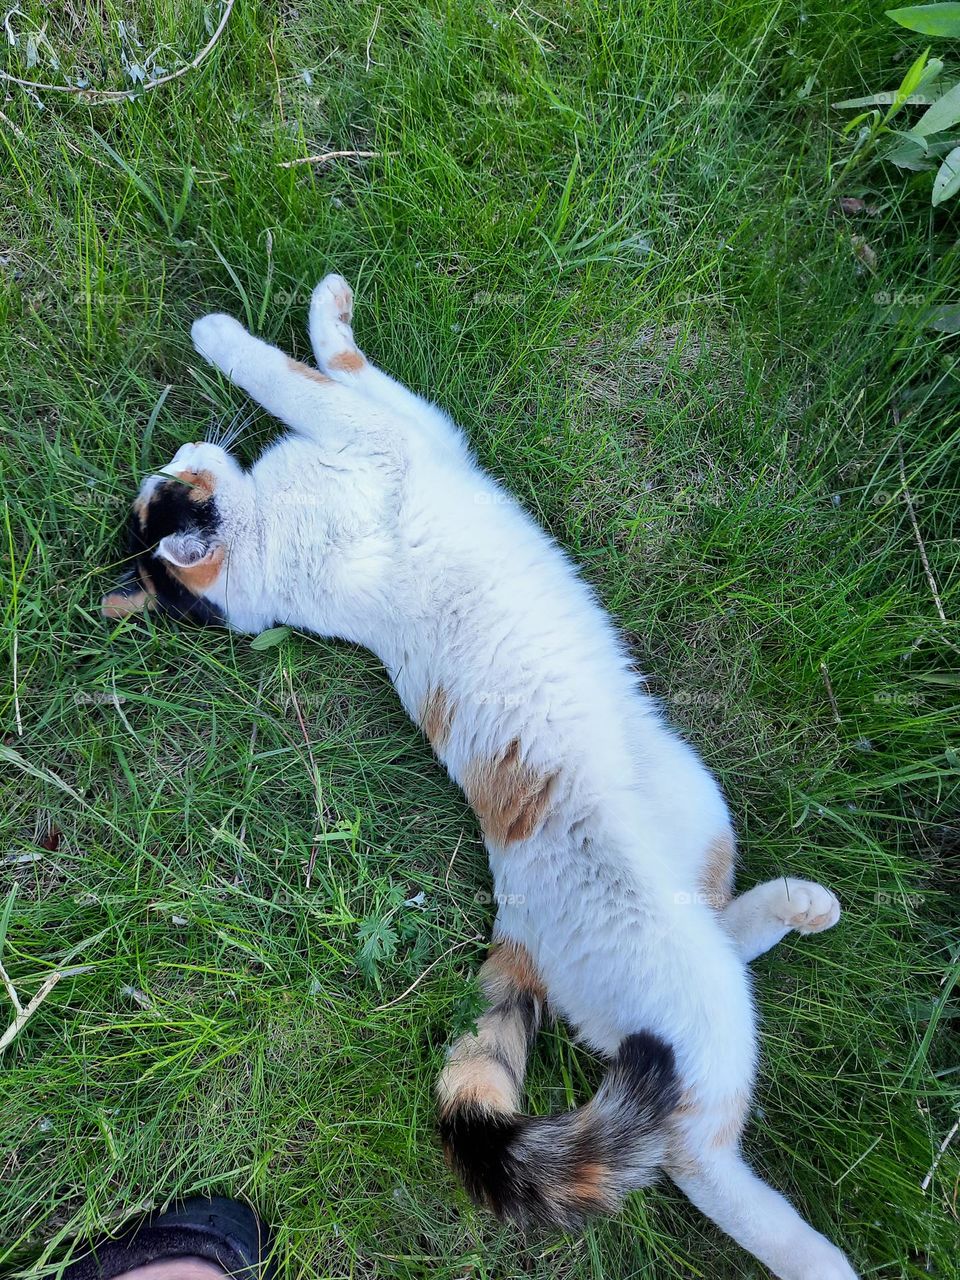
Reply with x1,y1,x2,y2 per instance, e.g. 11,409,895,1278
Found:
312,272,354,327
191,313,249,374
309,274,365,374
773,879,841,934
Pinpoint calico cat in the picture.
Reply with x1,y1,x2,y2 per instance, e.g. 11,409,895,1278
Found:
103,274,856,1280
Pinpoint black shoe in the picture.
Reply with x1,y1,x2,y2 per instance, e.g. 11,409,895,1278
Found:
61,1196,274,1280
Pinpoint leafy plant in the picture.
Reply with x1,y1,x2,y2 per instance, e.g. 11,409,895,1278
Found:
834,4,960,203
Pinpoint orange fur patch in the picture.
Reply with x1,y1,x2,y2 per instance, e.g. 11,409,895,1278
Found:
711,1090,750,1148
166,543,225,593
484,938,547,1005
173,469,216,502
286,356,332,385
665,1086,750,1167
437,940,544,1120
463,739,557,846
672,1086,700,1118
569,1160,615,1207
699,832,735,909
132,495,149,531
420,684,456,752
328,348,365,373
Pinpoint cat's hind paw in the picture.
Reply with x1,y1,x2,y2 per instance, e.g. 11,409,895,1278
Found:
773,879,841,935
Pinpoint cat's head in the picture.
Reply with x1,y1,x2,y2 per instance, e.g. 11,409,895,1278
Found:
102,441,245,624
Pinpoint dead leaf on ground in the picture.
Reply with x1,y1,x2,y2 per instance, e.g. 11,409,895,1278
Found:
851,235,878,272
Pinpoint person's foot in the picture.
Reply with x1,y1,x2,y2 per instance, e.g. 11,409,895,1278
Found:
61,1197,272,1280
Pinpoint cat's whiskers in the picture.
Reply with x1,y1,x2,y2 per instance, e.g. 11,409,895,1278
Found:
207,408,253,453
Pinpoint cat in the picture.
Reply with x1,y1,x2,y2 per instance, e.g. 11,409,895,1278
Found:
103,274,856,1280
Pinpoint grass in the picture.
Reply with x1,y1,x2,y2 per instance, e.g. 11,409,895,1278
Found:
0,1,958,1276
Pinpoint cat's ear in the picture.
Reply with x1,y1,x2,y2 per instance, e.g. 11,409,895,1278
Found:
102,575,154,619
156,532,215,569
156,532,226,591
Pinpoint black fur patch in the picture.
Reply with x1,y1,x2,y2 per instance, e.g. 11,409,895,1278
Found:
440,1030,679,1229
507,990,541,1041
439,1105,526,1213
606,1031,681,1115
125,479,225,625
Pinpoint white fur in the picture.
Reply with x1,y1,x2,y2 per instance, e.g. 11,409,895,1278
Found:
143,276,854,1279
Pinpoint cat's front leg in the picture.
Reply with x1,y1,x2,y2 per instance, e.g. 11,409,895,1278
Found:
192,313,370,440
191,313,259,381
308,274,469,457
309,273,366,377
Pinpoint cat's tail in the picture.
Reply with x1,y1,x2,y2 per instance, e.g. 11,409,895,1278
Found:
437,941,679,1228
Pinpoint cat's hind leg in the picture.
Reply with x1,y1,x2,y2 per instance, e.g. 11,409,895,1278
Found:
666,1143,858,1280
721,878,841,963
